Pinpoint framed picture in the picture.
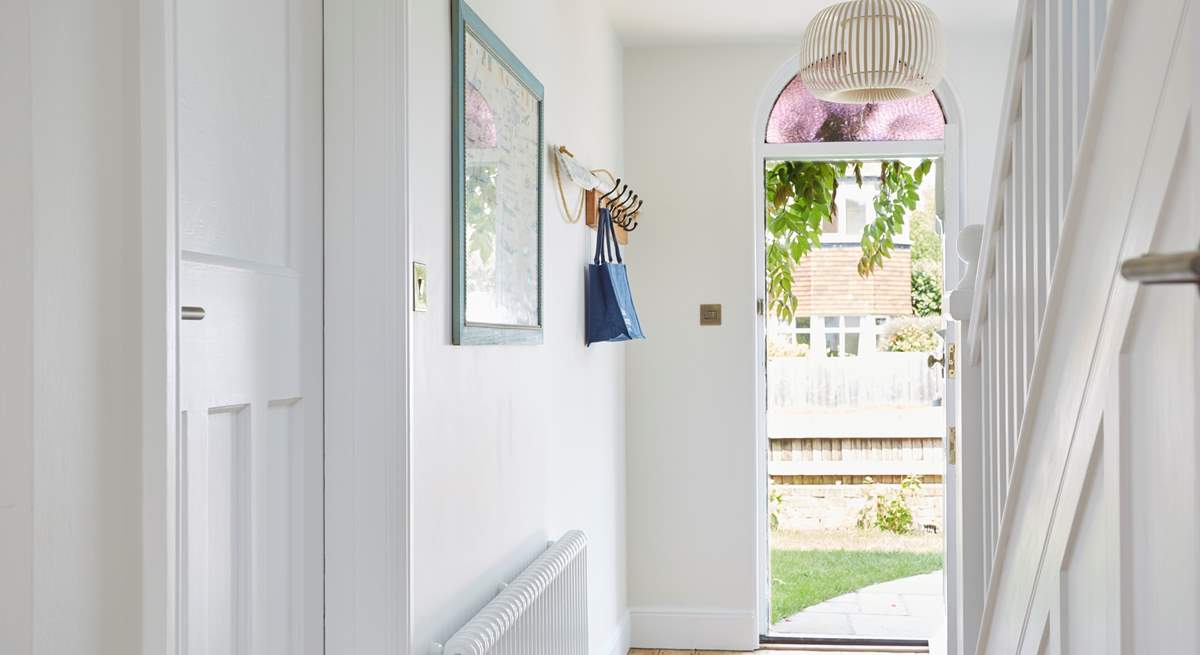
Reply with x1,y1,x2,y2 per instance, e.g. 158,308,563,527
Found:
452,0,545,345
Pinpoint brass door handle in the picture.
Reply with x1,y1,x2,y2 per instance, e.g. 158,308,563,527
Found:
928,344,956,378
181,306,206,321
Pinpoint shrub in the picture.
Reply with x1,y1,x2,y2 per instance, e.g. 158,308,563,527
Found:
769,486,785,531
908,194,943,317
767,335,810,359
908,199,942,264
882,316,943,353
911,259,943,317
857,475,923,534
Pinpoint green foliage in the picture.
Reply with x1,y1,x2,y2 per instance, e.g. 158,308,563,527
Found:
911,260,943,317
764,160,844,323
882,316,942,353
770,549,944,622
908,198,943,264
765,159,932,323
860,160,933,276
769,486,785,531
908,195,943,317
857,475,924,535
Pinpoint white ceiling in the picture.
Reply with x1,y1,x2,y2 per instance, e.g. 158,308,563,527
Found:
603,0,1018,46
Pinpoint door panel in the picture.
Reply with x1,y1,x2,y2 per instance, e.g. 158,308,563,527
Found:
1059,450,1105,655
1119,145,1198,653
178,0,323,652
179,0,292,267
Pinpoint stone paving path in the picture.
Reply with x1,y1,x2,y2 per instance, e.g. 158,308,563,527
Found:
772,570,943,640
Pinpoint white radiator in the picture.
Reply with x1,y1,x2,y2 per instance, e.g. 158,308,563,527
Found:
440,531,588,655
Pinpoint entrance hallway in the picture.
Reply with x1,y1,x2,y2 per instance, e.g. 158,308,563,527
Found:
3,1,1196,655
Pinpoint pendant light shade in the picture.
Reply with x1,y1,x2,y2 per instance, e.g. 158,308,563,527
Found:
800,0,946,104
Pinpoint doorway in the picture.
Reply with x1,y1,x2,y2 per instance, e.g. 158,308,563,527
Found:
763,158,946,645
752,64,964,649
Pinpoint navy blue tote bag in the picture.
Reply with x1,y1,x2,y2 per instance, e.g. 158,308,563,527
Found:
585,208,646,345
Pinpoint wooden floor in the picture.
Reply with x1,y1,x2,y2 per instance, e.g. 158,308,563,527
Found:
628,643,926,647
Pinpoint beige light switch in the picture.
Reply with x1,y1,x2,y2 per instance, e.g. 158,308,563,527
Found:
699,303,722,326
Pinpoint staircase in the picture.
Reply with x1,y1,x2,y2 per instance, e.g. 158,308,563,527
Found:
950,0,1198,653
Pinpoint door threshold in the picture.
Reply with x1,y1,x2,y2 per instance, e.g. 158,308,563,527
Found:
760,634,929,651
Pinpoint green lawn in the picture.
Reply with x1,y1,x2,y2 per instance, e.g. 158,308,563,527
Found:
771,549,944,623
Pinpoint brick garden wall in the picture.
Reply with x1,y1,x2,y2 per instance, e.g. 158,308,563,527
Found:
774,482,944,533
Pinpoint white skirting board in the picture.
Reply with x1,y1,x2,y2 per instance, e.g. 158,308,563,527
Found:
629,608,758,651
601,611,631,655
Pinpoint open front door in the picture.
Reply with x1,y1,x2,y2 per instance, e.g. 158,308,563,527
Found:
948,311,986,655
935,120,967,655
940,323,960,654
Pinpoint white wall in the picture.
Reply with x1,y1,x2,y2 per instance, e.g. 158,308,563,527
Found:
622,31,1012,650
943,29,1015,254
408,1,629,654
0,0,144,653
0,0,35,651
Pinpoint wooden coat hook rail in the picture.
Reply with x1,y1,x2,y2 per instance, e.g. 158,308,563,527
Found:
553,145,643,245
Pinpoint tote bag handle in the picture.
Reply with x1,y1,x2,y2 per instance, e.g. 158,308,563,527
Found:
607,209,623,263
593,207,624,265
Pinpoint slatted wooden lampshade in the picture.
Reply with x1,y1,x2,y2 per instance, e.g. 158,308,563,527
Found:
800,0,946,104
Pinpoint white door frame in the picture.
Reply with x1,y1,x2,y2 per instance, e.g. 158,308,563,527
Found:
138,0,413,653
749,55,966,648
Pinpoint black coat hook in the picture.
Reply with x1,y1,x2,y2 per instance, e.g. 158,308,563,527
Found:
613,193,638,226
598,178,623,204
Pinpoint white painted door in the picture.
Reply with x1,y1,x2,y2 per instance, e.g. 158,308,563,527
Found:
177,0,323,653
937,126,962,654
1100,185,1199,654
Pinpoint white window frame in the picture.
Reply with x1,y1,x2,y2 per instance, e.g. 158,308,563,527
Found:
768,314,814,350
770,313,898,358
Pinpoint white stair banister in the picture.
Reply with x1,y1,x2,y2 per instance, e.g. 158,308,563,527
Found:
964,1,1199,655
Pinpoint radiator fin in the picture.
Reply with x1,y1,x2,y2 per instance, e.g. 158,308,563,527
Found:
443,531,588,655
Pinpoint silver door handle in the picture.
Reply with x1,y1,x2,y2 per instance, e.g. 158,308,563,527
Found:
181,306,206,321
1120,250,1200,286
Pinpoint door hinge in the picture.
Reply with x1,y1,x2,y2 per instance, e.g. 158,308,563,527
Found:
756,299,764,316
947,343,957,378
948,426,957,465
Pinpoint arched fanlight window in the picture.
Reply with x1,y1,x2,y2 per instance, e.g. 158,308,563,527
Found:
765,75,945,144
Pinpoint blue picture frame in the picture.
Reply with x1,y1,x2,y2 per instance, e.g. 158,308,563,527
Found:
452,0,545,345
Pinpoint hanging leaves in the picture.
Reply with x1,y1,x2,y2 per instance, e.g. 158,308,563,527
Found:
858,159,932,276
764,159,932,322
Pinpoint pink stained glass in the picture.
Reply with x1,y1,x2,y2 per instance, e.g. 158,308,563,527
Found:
765,75,945,144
